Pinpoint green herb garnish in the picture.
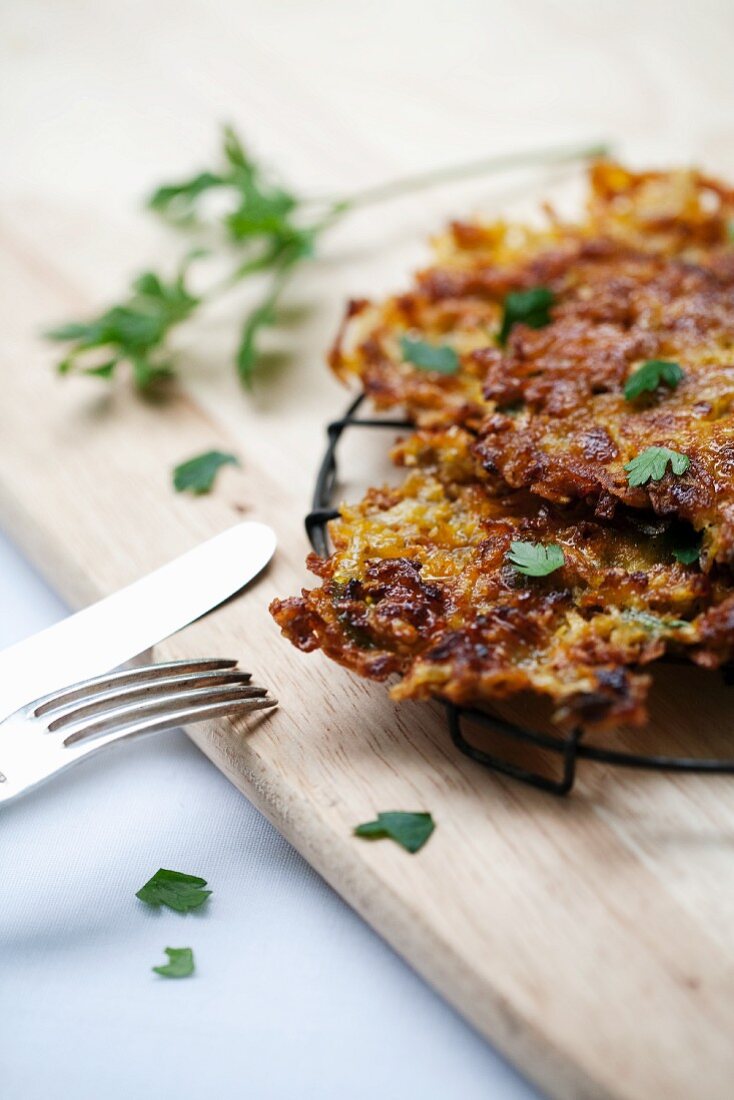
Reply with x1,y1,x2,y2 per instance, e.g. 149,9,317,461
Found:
506,540,565,577
624,360,684,401
400,336,459,374
498,287,555,346
621,610,688,632
624,446,690,487
47,131,606,393
354,811,435,853
672,543,701,565
173,450,239,495
47,262,200,388
670,526,702,566
148,171,225,223
136,868,212,912
153,947,195,979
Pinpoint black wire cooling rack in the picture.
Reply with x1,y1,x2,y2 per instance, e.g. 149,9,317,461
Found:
305,395,734,794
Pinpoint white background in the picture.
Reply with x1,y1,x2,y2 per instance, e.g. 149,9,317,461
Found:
0,527,538,1099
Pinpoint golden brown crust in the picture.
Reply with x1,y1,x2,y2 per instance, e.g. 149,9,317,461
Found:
473,250,734,565
329,293,493,428
274,163,734,732
329,161,734,429
270,430,734,729
330,161,734,563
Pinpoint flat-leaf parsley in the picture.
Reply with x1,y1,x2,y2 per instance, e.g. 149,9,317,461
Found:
153,947,195,979
672,542,701,565
624,447,690,487
47,263,200,389
354,811,435,853
136,868,212,912
172,451,239,495
506,540,565,577
498,287,554,346
623,360,684,401
400,336,459,375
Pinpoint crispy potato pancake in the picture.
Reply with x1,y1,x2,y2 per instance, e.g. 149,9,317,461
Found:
275,162,734,732
331,161,734,564
330,162,734,428
271,430,734,730
473,248,734,566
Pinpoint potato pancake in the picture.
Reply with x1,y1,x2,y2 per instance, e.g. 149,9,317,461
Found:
331,161,734,564
330,162,734,429
271,430,734,730
473,247,734,566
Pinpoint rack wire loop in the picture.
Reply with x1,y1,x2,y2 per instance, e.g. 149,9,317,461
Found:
305,396,734,795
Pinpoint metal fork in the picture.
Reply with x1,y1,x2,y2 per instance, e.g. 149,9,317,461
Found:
0,657,277,804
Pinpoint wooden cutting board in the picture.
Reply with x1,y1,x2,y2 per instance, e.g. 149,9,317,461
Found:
3,4,734,1097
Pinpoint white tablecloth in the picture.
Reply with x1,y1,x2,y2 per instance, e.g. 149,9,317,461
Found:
0,528,540,1100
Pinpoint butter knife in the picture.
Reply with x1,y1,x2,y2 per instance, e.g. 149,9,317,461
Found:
0,521,276,720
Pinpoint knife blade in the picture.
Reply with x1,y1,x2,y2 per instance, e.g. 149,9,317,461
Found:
0,521,276,719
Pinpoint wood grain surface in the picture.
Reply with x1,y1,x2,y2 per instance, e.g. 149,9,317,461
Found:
2,3,734,1097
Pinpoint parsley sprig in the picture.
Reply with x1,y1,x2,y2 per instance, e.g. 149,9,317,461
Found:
46,130,607,393
47,260,200,387
506,540,565,577
624,446,690,487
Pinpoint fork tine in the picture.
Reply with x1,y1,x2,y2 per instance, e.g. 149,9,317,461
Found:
33,658,242,717
0,657,277,806
44,669,260,730
61,683,274,745
62,694,277,757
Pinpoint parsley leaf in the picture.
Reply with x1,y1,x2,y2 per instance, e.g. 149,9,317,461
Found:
148,171,225,223
136,868,212,912
672,543,701,565
236,297,279,387
82,360,118,380
354,811,435,853
150,125,302,250
498,287,554,346
221,124,251,170
624,446,690,487
624,360,685,401
235,232,319,386
153,947,195,979
172,451,239,495
506,540,565,577
225,184,298,240
46,262,200,389
400,336,459,374
621,609,688,632
53,126,316,395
